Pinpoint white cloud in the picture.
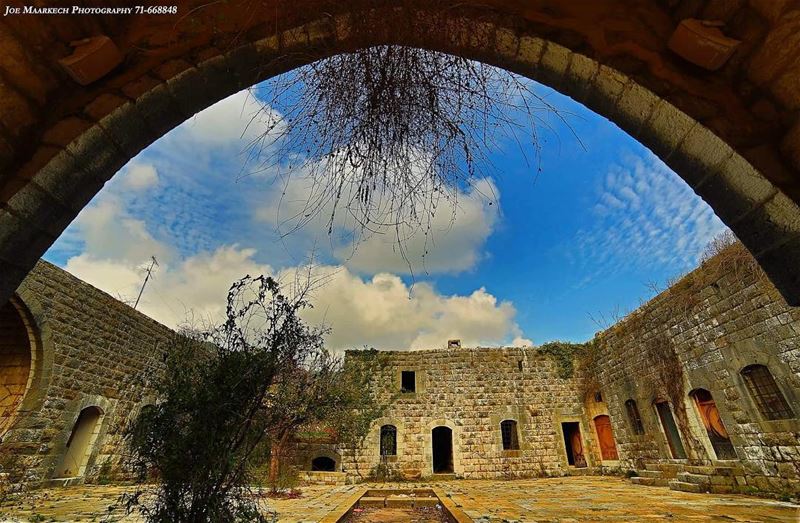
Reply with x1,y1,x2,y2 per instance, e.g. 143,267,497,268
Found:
180,90,284,147
255,168,500,275
62,192,527,350
335,178,499,274
66,246,273,328
569,152,727,281
122,163,159,191
282,266,529,350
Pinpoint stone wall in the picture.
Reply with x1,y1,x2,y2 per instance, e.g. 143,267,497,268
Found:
3,249,800,497
290,244,800,497
0,260,172,486
587,246,800,495
331,347,596,480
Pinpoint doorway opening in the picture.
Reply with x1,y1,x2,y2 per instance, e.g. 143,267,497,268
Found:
311,456,336,471
53,406,104,478
655,401,687,459
432,426,453,473
561,422,587,467
593,415,619,461
690,389,737,460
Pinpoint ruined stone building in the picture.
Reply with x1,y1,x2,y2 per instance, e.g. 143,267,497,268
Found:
2,248,800,497
301,248,800,496
0,261,171,485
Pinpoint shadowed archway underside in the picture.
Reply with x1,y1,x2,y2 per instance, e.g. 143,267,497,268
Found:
0,0,799,305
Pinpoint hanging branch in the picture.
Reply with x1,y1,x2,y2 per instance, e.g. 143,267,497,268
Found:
246,43,577,273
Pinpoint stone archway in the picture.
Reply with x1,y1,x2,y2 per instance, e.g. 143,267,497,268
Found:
0,298,35,436
1,2,800,305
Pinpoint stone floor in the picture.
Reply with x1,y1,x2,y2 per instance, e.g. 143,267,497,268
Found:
0,477,797,522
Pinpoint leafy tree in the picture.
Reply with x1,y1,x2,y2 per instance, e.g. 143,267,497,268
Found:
126,275,321,523
264,348,386,488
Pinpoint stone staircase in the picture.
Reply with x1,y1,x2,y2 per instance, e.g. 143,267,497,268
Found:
630,462,744,494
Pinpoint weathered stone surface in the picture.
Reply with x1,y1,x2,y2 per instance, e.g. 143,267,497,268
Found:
0,261,172,486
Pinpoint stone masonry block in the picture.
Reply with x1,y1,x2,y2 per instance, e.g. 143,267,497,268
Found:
537,41,573,90
563,52,598,103
668,125,736,189
95,102,151,159
132,83,186,139
612,82,660,139
30,149,105,213
638,100,697,164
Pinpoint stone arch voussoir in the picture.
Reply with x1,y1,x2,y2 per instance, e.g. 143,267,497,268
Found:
1,7,799,307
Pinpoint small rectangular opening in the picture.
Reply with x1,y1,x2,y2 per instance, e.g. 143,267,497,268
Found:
401,371,416,393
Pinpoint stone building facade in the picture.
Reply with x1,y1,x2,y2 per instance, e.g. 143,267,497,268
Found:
2,249,800,497
589,248,800,495
0,260,171,486
337,347,588,480
299,248,800,496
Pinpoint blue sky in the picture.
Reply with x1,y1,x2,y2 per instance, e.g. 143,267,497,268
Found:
44,74,726,350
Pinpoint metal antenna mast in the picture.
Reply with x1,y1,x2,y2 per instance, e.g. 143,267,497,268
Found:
134,256,159,310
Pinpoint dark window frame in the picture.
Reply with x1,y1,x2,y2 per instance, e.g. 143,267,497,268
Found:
380,424,397,456
625,399,645,435
401,371,416,393
741,364,794,421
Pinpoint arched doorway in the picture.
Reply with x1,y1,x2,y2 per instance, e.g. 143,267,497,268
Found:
593,415,619,461
432,426,453,474
690,389,736,460
53,406,104,478
310,456,336,471
1,4,800,310
0,300,33,436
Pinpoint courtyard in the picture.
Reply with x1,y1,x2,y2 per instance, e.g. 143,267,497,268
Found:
1,477,798,522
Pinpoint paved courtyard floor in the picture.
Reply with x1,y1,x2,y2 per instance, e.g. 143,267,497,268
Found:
0,477,798,522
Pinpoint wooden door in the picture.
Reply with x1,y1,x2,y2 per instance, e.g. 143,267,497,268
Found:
562,422,587,468
593,415,619,460
692,390,737,460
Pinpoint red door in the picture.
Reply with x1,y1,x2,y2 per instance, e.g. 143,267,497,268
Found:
594,415,619,460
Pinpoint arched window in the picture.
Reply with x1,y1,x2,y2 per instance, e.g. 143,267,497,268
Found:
500,419,519,450
740,365,793,420
625,399,645,435
380,424,397,456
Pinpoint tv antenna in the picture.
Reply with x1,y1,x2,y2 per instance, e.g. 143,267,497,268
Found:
134,256,159,310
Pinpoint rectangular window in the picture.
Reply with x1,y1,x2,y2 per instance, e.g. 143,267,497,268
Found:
401,371,416,393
